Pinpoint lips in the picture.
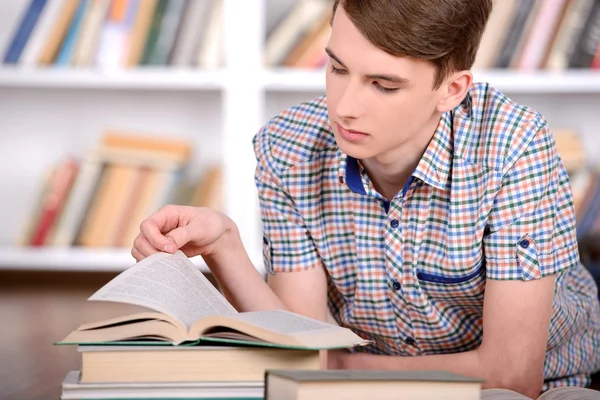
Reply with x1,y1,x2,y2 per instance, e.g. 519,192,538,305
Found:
336,122,367,136
335,122,369,143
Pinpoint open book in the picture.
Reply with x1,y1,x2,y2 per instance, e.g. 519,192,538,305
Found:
58,250,369,350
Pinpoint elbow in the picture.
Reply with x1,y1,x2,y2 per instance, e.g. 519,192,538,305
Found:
495,374,543,400
480,350,544,399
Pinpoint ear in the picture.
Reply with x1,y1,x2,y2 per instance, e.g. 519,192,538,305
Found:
436,71,472,113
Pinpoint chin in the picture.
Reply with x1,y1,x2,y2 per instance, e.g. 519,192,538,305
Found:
334,138,374,160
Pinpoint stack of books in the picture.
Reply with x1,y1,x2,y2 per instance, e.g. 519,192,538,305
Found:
19,131,195,249
55,250,369,399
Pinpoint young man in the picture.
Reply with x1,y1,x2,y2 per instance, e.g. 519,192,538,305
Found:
131,0,600,398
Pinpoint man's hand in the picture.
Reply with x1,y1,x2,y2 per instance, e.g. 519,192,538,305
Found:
131,205,237,262
326,349,353,369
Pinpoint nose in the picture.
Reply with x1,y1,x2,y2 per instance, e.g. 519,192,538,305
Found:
335,79,363,120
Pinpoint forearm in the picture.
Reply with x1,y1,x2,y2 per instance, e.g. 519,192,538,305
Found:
352,349,485,382
343,350,541,398
202,224,287,313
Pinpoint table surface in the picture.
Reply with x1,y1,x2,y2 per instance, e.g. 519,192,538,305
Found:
0,270,145,400
1,270,598,399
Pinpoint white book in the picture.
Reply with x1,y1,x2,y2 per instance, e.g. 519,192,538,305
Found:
60,370,263,399
95,0,140,70
71,0,111,67
196,0,224,69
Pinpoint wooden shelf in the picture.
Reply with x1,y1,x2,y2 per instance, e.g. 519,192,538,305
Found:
0,67,225,90
0,247,209,272
263,68,600,94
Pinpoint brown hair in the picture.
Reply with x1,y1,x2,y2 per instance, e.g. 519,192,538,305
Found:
332,0,493,89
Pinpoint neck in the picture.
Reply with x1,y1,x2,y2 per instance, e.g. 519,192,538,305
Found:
362,114,442,201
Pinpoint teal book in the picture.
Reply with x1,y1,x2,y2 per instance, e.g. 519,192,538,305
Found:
56,250,370,351
55,0,89,65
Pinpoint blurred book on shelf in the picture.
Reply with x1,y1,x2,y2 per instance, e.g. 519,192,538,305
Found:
474,0,600,71
2,0,223,69
553,128,600,285
5,0,598,71
265,0,332,69
264,0,600,70
17,131,223,250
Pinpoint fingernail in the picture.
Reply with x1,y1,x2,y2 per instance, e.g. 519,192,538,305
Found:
164,244,173,253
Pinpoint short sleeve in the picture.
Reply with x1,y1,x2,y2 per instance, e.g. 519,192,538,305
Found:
253,125,322,275
483,120,580,280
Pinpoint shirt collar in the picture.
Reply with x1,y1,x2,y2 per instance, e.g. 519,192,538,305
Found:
412,110,454,190
337,151,365,194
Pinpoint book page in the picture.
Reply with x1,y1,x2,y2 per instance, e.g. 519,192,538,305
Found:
481,389,531,400
228,310,342,335
194,310,370,349
89,251,237,329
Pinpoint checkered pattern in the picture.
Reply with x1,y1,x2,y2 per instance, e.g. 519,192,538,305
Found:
253,83,600,390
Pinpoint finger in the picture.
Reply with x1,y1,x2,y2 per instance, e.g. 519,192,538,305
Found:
164,226,192,251
131,247,144,262
133,234,161,257
139,209,178,252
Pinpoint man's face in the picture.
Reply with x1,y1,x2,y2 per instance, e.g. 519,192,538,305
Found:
325,6,445,164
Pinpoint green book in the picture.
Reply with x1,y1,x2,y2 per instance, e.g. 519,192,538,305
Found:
140,0,168,65
55,251,370,351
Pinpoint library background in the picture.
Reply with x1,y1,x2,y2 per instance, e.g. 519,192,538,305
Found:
0,0,599,399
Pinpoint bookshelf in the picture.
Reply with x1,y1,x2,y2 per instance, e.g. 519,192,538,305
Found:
0,0,599,273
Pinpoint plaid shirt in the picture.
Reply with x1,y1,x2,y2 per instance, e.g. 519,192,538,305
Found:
253,83,600,390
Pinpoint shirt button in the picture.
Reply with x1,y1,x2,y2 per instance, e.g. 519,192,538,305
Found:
390,219,399,229
519,239,530,249
405,337,416,346
392,281,401,291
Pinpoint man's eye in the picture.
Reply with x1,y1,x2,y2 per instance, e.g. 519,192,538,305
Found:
330,65,348,75
373,82,399,94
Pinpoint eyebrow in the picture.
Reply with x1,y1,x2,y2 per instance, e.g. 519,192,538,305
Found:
325,47,410,84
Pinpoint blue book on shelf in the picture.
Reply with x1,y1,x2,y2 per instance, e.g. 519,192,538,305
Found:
55,0,89,66
3,0,47,64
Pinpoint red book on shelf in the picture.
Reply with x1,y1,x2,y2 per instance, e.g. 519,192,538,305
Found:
29,156,80,247
592,45,600,69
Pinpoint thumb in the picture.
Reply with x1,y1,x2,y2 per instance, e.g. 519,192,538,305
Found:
164,226,191,252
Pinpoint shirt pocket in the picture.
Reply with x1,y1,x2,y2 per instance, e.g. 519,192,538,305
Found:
417,260,486,305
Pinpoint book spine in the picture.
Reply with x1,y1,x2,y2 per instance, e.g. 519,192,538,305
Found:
494,0,536,68
568,0,600,68
140,0,168,65
55,0,89,65
3,0,48,64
